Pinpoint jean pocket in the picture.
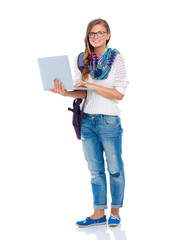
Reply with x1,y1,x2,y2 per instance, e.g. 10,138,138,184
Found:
102,116,120,126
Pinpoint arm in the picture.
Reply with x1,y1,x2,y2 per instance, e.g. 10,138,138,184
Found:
75,81,124,100
94,85,124,100
65,89,87,99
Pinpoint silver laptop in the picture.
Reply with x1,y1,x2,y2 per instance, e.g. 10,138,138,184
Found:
37,55,97,91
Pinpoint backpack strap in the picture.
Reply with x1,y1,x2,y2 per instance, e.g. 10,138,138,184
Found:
68,98,84,113
77,51,86,116
79,98,86,123
68,52,86,134
77,52,85,73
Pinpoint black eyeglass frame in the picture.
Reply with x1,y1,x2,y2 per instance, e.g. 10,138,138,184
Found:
88,31,107,38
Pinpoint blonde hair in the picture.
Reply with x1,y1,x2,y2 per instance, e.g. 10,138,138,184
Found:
81,18,111,80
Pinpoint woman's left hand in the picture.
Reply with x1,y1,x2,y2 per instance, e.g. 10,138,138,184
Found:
75,81,96,89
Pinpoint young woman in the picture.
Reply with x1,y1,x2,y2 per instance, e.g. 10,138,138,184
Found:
50,18,129,227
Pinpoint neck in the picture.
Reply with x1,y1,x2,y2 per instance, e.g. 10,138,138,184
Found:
94,46,107,58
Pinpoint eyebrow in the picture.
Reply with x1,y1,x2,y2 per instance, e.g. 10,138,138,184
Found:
89,30,105,33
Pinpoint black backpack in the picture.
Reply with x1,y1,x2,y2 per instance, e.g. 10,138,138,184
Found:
68,53,86,140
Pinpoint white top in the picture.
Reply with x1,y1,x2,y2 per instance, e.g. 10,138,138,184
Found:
73,53,129,116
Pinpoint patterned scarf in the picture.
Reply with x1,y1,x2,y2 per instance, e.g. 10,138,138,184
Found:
89,47,119,80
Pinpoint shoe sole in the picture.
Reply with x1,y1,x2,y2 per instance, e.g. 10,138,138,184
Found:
76,221,107,228
108,223,120,227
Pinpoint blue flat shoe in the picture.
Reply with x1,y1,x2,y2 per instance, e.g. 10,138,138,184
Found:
76,216,107,228
108,214,121,227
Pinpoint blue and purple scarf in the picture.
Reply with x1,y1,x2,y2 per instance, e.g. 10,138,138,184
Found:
89,47,119,80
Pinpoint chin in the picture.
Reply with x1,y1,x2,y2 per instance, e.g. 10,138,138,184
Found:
90,41,102,47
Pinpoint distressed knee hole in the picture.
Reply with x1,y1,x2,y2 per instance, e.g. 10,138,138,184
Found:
91,172,105,179
110,171,120,177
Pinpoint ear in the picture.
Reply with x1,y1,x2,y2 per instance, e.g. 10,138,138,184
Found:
106,32,111,41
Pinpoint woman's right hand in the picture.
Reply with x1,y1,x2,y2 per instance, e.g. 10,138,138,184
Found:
49,78,68,96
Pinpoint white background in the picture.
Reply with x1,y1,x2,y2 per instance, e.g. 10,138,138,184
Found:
0,0,180,239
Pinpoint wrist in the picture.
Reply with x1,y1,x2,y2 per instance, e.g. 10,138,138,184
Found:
90,83,98,89
63,92,69,97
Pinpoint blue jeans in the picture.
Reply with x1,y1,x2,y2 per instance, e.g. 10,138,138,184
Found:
81,113,125,210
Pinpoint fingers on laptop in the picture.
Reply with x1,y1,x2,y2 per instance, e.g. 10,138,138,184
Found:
58,79,65,92
54,78,59,92
58,79,63,90
75,81,87,88
53,78,64,93
49,78,65,93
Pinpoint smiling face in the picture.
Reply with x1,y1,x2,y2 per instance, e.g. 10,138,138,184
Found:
88,24,110,50
82,19,111,80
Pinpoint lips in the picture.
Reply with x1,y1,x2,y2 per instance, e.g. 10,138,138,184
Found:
90,39,102,46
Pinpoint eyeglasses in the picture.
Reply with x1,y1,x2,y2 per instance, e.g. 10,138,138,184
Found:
88,31,107,38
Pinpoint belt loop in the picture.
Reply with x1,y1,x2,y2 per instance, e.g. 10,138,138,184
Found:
100,115,103,122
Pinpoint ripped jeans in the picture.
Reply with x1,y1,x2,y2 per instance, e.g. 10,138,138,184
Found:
81,113,125,210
